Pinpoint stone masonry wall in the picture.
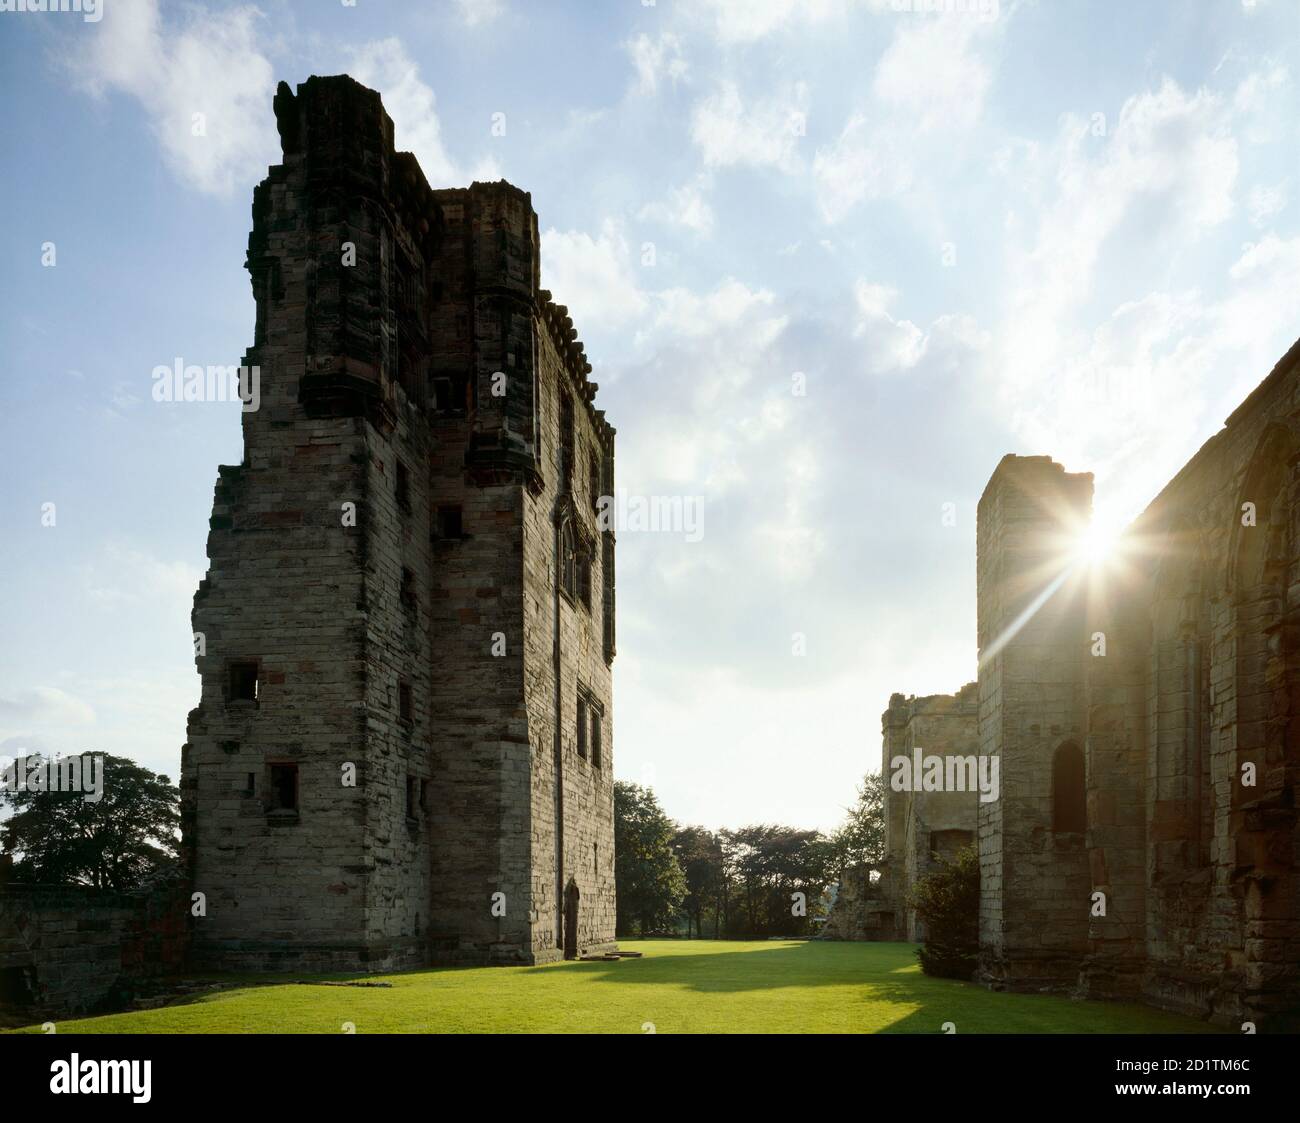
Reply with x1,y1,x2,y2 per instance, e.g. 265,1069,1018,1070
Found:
522,312,617,961
880,686,979,941
972,339,1300,1027
976,456,1093,989
182,75,617,971
0,884,188,1018
1105,341,1300,1026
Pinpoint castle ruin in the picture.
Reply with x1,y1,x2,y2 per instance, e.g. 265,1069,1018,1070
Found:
180,75,617,971
858,340,1300,1029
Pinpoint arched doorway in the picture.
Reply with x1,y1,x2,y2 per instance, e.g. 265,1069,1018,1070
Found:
563,879,580,960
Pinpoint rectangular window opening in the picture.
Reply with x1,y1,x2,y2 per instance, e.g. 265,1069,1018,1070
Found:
435,505,463,541
228,661,259,703
268,763,298,812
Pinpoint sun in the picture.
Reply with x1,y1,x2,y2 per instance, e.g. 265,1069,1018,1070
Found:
1075,520,1120,567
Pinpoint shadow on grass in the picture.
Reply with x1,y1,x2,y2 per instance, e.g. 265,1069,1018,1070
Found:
534,940,1217,1034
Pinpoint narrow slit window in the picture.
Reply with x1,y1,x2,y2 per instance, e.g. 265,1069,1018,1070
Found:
560,521,577,599
560,392,574,486
395,460,411,511
406,776,420,820
399,680,413,723
576,693,588,759
578,547,592,609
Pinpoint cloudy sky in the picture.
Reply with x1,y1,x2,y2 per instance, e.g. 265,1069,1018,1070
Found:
2,0,1298,833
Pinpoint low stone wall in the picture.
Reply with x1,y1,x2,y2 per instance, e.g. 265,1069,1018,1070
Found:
0,882,190,1018
822,864,902,941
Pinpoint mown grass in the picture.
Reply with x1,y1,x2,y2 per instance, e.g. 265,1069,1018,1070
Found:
6,939,1217,1034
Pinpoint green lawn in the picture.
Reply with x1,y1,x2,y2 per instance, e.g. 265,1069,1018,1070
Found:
7,940,1216,1034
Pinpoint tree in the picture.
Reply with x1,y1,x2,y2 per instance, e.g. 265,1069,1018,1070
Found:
908,845,980,979
614,782,686,936
672,825,723,938
0,753,180,890
825,771,886,878
719,824,829,936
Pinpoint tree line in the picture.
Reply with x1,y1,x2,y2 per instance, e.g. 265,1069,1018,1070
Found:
614,775,885,939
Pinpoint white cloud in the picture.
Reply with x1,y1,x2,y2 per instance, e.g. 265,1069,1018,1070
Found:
349,38,498,188
753,446,827,583
83,543,202,611
650,278,784,344
813,17,995,222
999,79,1239,402
1233,62,1288,114
638,176,715,235
69,0,277,196
541,220,650,329
0,687,96,731
455,0,504,26
813,114,913,223
625,32,687,96
872,17,991,133
1247,182,1287,226
693,0,846,44
691,80,809,172
853,281,927,372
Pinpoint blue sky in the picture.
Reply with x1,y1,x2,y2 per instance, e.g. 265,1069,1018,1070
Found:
1,0,1298,832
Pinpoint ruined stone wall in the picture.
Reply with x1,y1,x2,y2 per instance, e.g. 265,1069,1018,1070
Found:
521,296,617,962
1104,341,1300,1027
182,75,616,971
976,456,1092,989
975,340,1300,1027
421,183,536,964
821,865,900,941
879,685,979,941
0,884,188,1018
183,79,386,968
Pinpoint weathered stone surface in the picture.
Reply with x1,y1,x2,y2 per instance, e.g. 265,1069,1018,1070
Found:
824,685,979,942
0,884,189,1018
181,75,616,972
970,340,1300,1027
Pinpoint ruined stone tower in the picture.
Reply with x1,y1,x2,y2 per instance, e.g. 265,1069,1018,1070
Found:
180,75,617,970
975,456,1093,989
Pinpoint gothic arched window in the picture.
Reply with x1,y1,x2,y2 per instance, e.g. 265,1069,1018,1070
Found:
1052,742,1086,834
